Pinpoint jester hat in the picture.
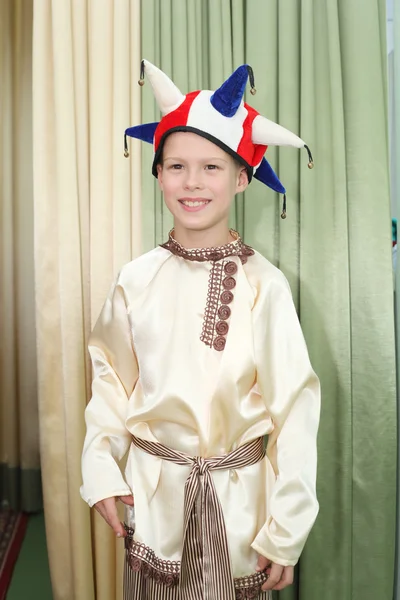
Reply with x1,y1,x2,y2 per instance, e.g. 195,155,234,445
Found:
124,60,313,218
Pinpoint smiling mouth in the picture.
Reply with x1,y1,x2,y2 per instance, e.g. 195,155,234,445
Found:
179,199,211,208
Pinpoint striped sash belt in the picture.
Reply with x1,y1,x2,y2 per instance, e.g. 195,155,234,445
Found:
131,435,265,600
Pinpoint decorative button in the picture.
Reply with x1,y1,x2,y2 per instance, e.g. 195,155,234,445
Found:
215,321,229,335
213,336,226,351
224,261,238,275
218,305,231,320
220,290,234,304
223,276,236,290
240,256,248,265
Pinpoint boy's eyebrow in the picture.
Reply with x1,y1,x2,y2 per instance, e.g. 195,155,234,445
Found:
163,156,229,163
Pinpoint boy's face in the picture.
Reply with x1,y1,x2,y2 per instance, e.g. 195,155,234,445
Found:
156,132,248,234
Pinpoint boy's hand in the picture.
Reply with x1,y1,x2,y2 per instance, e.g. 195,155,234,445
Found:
257,555,294,591
94,495,134,538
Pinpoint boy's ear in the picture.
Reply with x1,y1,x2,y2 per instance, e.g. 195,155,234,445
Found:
236,167,249,194
156,163,164,190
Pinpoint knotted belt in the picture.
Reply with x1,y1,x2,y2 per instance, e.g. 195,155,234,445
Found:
131,435,266,600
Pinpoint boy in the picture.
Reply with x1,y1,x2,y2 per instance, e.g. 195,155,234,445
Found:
81,60,320,599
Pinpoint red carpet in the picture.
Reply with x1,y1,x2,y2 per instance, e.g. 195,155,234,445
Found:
0,511,28,600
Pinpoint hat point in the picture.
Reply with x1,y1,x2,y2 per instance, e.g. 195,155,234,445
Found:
210,64,250,117
141,59,185,115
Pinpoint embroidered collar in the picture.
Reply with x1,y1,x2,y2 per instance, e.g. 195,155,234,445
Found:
160,229,254,263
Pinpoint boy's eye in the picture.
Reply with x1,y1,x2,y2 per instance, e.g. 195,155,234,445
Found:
170,164,183,170
205,164,219,170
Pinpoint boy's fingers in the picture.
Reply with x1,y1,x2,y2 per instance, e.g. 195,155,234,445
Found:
111,519,126,537
106,510,126,537
119,495,134,506
262,563,284,591
104,501,126,537
94,498,126,537
256,555,271,572
272,566,294,591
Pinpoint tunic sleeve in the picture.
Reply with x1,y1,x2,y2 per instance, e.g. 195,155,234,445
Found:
80,277,139,507
251,274,320,567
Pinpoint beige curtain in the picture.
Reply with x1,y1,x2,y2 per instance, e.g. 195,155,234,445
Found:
32,1,141,598
0,0,42,512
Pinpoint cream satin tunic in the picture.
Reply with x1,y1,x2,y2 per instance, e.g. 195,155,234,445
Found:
80,234,320,577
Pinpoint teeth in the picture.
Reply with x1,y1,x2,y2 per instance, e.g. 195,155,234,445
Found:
182,200,208,207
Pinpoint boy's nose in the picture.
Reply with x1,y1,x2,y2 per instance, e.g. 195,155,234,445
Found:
183,170,204,191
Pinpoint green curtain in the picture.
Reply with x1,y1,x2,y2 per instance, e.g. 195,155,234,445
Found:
392,0,400,597
140,1,397,599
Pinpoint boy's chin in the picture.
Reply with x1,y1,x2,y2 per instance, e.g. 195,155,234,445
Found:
173,215,225,233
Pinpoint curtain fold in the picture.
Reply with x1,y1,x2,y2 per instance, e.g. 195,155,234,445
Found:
393,0,400,596
141,2,397,600
0,0,42,513
32,1,141,598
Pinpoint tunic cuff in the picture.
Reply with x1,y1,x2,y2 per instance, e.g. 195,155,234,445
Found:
80,485,132,508
250,541,298,567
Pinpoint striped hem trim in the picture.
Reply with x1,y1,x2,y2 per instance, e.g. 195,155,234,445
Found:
125,532,270,598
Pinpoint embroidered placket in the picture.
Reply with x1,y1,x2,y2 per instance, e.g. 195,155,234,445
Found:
160,230,255,351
